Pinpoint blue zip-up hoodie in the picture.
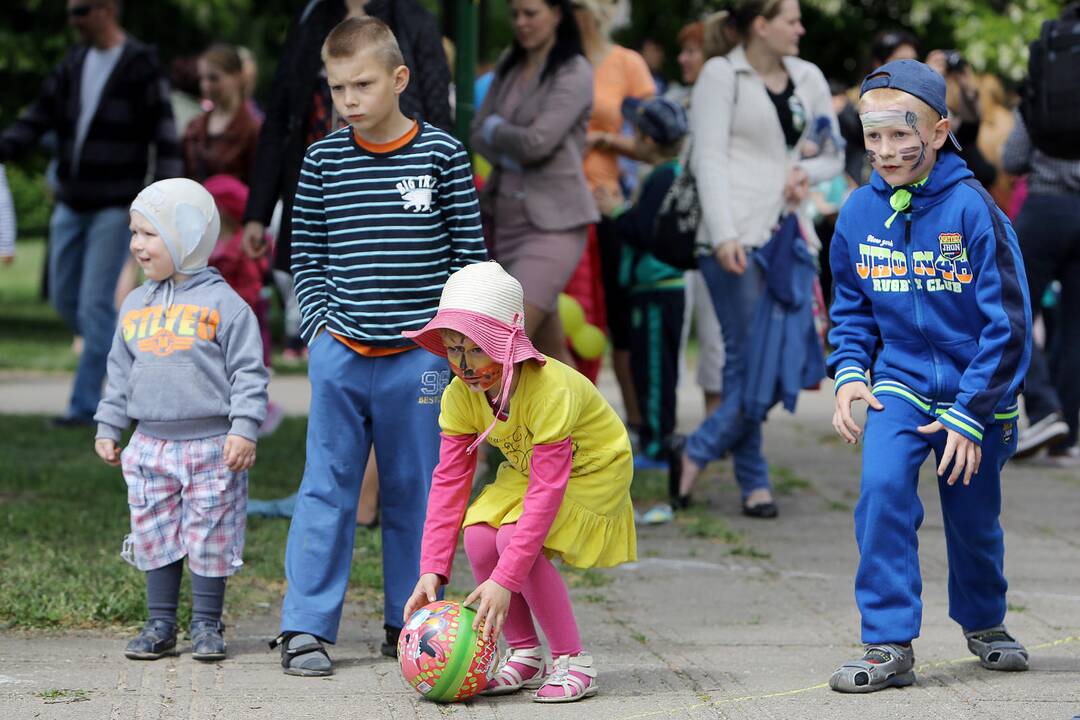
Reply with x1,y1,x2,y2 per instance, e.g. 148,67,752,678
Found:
827,150,1032,444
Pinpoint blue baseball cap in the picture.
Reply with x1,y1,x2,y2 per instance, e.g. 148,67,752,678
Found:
621,96,688,147
859,59,962,151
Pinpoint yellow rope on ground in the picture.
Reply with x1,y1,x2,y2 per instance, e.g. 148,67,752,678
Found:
621,635,1080,720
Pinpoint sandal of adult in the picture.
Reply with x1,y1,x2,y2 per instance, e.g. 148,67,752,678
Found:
533,652,598,703
829,643,915,693
481,646,547,695
965,625,1029,671
269,632,333,676
124,619,179,660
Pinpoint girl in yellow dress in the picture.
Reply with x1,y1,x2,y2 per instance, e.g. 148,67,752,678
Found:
402,261,635,703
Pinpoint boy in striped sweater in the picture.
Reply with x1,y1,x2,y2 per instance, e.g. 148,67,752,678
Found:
271,17,487,676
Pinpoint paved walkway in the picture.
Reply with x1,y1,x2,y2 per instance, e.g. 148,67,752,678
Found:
2,370,1079,719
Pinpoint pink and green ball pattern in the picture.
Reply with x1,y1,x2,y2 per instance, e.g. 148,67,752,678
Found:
398,600,499,703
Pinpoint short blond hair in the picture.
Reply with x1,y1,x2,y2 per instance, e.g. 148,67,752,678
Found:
321,17,405,70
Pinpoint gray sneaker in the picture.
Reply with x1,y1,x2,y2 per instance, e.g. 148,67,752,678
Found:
1015,413,1069,459
830,643,915,693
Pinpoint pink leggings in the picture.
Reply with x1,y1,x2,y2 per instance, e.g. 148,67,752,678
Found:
463,523,581,656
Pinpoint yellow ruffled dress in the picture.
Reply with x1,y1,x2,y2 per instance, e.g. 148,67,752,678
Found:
439,356,636,568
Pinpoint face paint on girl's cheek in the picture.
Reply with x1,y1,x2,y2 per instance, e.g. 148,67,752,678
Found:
450,359,504,392
866,149,879,165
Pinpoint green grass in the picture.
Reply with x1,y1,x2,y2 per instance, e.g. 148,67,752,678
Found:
628,467,668,505
676,506,742,544
0,414,387,630
771,464,813,495
0,238,77,372
0,238,308,374
36,688,91,704
728,545,771,559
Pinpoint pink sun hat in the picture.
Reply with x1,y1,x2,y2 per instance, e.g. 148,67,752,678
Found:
403,261,546,451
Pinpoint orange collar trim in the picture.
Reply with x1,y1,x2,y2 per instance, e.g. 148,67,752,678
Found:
353,120,419,153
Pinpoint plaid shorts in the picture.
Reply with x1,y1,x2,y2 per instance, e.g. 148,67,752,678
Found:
120,431,247,577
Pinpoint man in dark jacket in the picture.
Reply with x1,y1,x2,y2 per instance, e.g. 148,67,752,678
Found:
0,0,182,426
240,0,452,289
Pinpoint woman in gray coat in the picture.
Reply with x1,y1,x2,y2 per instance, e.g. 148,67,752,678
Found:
471,0,597,362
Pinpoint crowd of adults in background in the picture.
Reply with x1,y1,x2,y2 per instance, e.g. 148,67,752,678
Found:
471,0,595,364
1,0,1079,517
0,0,181,427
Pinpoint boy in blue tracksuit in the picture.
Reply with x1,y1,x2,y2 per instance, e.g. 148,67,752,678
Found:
826,60,1032,693
271,18,486,676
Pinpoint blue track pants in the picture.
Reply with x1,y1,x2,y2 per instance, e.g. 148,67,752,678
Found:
855,397,1017,643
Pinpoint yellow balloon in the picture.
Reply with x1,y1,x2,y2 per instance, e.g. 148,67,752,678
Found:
570,323,606,360
557,293,586,335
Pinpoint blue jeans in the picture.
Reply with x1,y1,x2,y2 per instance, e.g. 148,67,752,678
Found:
281,335,446,641
48,203,132,419
684,253,770,498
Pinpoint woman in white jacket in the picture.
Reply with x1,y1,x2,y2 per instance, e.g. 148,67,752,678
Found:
678,0,841,517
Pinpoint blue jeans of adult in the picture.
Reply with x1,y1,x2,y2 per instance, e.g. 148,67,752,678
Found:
1013,193,1080,446
48,202,132,420
684,252,770,498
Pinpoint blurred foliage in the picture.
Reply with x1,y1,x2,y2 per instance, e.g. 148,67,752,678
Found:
5,162,51,237
0,0,1066,140
621,0,1064,87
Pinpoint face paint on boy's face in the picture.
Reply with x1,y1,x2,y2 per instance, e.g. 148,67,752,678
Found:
860,105,931,186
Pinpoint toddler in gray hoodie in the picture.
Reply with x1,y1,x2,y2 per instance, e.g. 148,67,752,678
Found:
94,178,268,662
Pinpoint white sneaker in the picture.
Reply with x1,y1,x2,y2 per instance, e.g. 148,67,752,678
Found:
1015,413,1068,459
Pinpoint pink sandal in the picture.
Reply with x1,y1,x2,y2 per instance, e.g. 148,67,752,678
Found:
533,653,598,703
481,646,547,695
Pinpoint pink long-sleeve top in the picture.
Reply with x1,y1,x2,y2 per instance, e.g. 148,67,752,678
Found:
419,433,573,593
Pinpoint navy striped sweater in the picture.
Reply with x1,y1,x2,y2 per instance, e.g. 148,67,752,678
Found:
290,122,487,347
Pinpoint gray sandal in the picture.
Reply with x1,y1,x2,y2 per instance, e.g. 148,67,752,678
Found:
964,625,1029,671
830,643,916,693
269,632,333,677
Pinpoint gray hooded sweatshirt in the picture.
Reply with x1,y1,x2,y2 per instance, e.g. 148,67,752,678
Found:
95,269,269,442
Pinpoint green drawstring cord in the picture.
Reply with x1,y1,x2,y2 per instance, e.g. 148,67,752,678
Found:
884,188,911,229
884,176,930,229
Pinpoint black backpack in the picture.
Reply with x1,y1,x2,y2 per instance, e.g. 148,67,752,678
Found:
1020,3,1080,159
652,156,701,270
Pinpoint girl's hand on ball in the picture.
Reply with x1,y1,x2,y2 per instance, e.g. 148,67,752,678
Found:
465,579,511,642
403,573,442,623
95,438,121,466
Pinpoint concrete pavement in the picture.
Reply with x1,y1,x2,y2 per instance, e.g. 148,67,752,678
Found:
2,370,1079,719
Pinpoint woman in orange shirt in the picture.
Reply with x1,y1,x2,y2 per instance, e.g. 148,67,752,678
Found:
566,0,654,417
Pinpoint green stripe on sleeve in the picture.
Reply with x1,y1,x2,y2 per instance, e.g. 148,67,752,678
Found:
940,412,984,442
